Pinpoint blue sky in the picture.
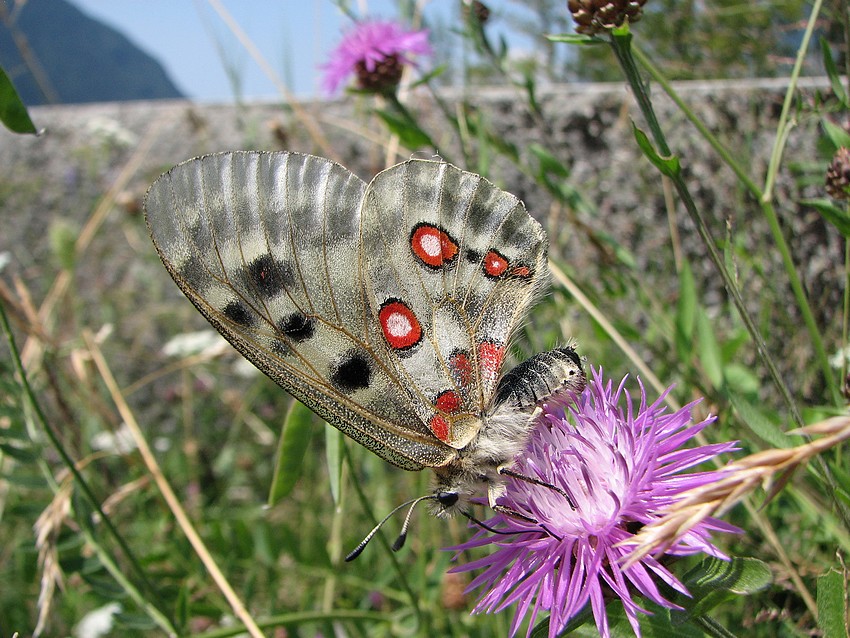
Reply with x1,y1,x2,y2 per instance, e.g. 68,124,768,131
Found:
67,1,450,102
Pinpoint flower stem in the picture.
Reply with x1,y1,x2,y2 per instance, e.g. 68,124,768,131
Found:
342,445,428,633
628,3,838,406
609,27,804,425
693,614,741,638
841,235,850,383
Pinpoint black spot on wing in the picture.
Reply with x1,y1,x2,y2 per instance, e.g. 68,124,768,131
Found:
465,248,481,264
278,312,315,342
248,254,292,297
330,349,372,394
223,300,254,326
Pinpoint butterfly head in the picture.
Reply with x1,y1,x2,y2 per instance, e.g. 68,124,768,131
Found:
430,458,510,517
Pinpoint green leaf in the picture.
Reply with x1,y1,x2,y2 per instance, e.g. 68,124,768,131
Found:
632,124,680,177
695,312,723,390
374,109,432,149
175,583,189,632
802,198,850,237
409,64,447,89
820,37,848,107
546,33,605,46
325,422,343,505
114,612,157,630
0,65,37,134
612,23,632,38
0,442,36,462
721,363,760,398
528,143,570,178
729,394,789,448
49,220,78,270
529,602,593,637
267,401,314,506
673,557,772,621
674,259,696,362
817,568,849,638
822,119,850,152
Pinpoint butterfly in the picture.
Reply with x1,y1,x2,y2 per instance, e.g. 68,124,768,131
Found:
145,151,585,534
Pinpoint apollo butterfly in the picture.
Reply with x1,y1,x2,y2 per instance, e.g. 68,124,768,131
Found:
145,151,585,535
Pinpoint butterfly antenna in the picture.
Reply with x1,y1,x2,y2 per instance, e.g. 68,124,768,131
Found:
391,494,438,551
345,495,433,562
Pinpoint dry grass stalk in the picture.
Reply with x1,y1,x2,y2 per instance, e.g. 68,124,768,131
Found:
33,472,73,638
621,415,850,567
83,330,266,638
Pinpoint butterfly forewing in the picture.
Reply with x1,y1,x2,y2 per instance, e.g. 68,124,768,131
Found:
145,151,456,470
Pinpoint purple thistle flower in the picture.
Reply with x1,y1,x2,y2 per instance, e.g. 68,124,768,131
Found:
450,369,739,638
322,20,432,94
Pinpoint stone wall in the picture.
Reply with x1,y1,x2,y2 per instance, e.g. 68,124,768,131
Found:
0,77,839,404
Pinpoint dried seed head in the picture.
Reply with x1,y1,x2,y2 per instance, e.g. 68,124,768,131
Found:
568,0,648,35
826,147,850,200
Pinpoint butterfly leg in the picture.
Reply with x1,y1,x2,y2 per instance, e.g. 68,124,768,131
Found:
497,466,576,509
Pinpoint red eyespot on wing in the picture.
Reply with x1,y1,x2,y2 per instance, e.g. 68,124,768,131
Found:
483,250,509,278
435,389,462,414
479,340,505,388
411,223,458,268
448,350,473,386
379,299,422,350
429,414,450,442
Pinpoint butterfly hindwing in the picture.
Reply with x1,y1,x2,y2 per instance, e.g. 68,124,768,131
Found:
360,160,548,449
145,151,457,470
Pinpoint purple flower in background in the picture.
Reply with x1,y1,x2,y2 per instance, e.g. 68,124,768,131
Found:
451,370,739,638
322,20,432,94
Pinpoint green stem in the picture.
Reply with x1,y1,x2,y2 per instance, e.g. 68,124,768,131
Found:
0,301,176,635
342,446,427,633
631,3,839,406
609,28,805,426
384,91,444,159
693,614,740,638
194,609,393,638
630,45,760,196
78,521,177,636
841,235,850,379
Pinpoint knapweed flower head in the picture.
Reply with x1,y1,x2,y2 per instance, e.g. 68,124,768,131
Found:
568,0,649,35
322,20,432,95
451,369,739,638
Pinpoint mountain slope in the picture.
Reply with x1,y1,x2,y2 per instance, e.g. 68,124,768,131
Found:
0,0,184,105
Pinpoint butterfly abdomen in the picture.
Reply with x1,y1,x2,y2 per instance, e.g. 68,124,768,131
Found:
490,346,586,413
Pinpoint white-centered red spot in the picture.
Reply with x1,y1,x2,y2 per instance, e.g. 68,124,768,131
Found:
378,299,422,350
435,389,462,414
411,224,458,268
483,250,509,278
429,414,450,442
479,340,505,388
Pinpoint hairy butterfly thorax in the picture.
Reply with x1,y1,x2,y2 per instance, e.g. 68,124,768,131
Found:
432,346,585,516
145,151,585,547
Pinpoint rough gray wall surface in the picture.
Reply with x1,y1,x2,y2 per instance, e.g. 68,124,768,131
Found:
0,78,839,404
